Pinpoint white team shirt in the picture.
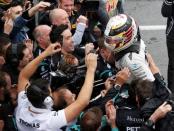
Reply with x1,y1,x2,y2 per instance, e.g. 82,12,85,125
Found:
15,91,67,131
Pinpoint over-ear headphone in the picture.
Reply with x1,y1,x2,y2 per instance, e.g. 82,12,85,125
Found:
44,96,54,110
26,84,54,110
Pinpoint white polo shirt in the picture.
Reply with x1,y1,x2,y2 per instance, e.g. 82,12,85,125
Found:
15,91,67,131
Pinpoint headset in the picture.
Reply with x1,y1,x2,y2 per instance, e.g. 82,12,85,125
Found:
26,84,54,110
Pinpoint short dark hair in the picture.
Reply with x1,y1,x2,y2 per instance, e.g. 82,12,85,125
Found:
132,79,153,107
80,107,103,131
50,24,68,44
10,0,23,7
26,79,50,108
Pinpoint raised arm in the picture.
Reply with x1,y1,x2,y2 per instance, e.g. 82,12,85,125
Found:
73,15,87,45
17,43,61,93
105,100,118,130
146,53,160,75
64,53,97,123
28,1,51,17
146,53,171,99
140,101,172,131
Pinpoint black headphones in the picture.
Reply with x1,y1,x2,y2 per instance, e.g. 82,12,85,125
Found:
26,84,54,109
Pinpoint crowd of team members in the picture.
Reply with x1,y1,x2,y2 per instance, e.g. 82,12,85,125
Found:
0,0,173,131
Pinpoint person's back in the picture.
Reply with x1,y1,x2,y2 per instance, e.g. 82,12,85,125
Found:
15,43,98,131
15,90,67,131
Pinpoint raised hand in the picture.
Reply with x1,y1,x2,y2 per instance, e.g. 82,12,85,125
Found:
23,0,32,11
85,43,94,55
28,2,51,17
105,100,117,128
85,53,98,72
104,77,115,91
44,43,61,56
77,15,88,25
24,39,33,60
115,67,130,86
35,1,51,11
149,101,172,123
4,17,13,34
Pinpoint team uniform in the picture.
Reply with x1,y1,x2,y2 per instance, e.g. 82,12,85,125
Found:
15,91,67,131
115,40,154,82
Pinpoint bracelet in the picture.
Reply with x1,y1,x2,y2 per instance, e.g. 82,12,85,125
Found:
144,119,155,129
114,84,121,90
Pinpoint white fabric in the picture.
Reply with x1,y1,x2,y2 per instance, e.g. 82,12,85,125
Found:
115,40,155,83
73,23,86,46
15,91,67,131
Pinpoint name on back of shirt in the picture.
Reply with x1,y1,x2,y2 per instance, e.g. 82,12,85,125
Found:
20,118,40,128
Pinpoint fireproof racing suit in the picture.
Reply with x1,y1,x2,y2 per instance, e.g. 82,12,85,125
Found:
115,39,155,82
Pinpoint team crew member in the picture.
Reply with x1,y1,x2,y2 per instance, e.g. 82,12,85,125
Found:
49,8,87,46
15,43,98,130
33,25,52,80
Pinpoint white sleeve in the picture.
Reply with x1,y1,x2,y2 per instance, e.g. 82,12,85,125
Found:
121,53,155,82
17,91,28,107
73,23,86,46
48,109,67,130
128,61,155,81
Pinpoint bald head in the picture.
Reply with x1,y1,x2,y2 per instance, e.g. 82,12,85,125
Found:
49,8,70,28
33,25,51,49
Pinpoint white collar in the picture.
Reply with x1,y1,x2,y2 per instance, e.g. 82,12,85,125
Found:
29,105,50,114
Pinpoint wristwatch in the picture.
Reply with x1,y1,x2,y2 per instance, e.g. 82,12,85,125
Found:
144,119,155,129
114,84,121,90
